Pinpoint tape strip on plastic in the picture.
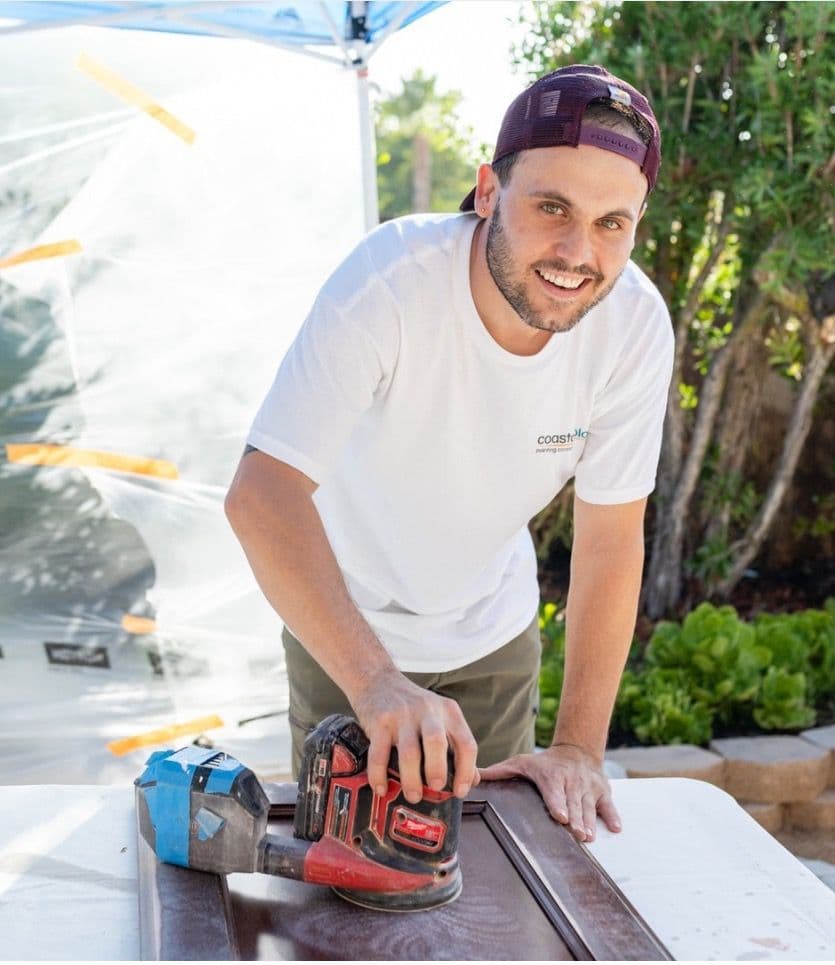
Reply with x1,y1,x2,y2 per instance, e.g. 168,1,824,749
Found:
76,52,196,145
122,614,158,635
107,715,225,757
6,443,179,479
0,240,83,270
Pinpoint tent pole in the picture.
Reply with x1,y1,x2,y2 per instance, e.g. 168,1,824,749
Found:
356,61,379,231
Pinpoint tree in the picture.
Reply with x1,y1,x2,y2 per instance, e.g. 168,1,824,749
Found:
517,1,835,617
375,70,481,220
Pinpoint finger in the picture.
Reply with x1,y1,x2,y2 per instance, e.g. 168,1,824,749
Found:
538,780,569,826
565,786,587,842
420,725,449,792
366,731,394,798
596,790,622,833
396,729,424,804
448,723,478,798
477,755,525,782
581,791,597,842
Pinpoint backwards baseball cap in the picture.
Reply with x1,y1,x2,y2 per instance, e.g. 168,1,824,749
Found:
460,64,661,211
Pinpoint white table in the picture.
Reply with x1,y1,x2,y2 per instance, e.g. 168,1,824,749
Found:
1,778,834,960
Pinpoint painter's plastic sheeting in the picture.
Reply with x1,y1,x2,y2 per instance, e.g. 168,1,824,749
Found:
0,27,365,783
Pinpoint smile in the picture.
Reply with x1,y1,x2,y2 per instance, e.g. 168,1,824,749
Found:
535,268,592,295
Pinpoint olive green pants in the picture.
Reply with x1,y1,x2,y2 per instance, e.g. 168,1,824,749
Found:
282,615,541,777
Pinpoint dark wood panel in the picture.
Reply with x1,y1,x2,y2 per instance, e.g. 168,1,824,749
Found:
227,808,576,961
137,779,672,961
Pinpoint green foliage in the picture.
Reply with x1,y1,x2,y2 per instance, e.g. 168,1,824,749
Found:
752,667,815,731
375,70,480,221
535,601,566,746
754,608,835,708
616,667,714,745
645,603,770,725
688,457,761,587
536,599,835,747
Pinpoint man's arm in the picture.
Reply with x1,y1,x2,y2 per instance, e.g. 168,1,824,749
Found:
479,494,647,842
224,449,478,802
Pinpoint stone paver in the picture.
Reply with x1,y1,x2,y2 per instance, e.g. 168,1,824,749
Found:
787,789,835,831
742,801,784,834
801,724,835,786
710,735,829,803
607,744,725,786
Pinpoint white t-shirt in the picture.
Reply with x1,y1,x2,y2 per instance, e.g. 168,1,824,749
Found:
248,213,673,672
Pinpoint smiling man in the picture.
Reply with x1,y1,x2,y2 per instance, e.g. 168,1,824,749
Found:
226,65,673,843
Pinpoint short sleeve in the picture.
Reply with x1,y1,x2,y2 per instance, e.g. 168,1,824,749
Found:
247,262,400,484
573,298,674,505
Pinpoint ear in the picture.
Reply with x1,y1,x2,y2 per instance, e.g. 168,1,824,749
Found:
474,163,499,218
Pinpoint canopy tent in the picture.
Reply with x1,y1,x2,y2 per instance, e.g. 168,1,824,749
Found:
0,1,446,229
0,2,444,785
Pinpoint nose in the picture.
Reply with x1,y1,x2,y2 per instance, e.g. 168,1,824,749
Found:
552,220,594,271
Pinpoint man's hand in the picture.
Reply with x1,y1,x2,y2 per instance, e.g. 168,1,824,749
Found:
478,744,621,842
349,667,480,805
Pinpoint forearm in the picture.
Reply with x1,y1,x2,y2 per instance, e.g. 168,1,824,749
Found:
225,452,397,705
554,512,644,762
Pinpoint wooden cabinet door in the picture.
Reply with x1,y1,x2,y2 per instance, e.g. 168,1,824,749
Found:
137,779,671,961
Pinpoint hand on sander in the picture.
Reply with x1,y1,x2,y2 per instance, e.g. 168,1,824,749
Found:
135,714,463,911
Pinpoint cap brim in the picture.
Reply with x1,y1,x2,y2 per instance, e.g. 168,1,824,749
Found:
459,186,477,212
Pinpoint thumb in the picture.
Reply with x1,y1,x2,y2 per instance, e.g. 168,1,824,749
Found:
478,756,527,782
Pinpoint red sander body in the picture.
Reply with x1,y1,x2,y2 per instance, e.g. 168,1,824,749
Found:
135,714,463,912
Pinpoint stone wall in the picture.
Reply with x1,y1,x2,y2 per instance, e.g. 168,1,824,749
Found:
607,724,835,835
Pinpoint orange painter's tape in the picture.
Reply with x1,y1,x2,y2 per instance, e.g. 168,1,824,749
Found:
6,443,179,480
0,240,83,270
107,715,225,757
76,52,196,145
122,614,157,635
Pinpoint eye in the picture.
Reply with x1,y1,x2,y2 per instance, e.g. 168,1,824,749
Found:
599,217,622,231
541,201,567,216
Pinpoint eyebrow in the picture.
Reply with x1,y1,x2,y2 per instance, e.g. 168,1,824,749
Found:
527,189,637,222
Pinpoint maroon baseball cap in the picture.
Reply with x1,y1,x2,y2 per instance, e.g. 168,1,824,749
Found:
460,64,661,211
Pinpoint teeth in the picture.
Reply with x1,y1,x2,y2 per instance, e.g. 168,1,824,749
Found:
537,269,584,289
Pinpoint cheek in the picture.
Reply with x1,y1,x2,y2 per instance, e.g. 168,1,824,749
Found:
600,233,636,269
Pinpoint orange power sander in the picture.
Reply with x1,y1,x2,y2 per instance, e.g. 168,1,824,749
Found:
135,714,463,911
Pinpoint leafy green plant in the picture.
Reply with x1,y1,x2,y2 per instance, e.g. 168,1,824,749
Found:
752,667,816,731
538,599,835,748
615,668,714,746
645,603,770,726
755,607,835,710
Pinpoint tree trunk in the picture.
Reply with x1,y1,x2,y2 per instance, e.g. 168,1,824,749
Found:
644,213,733,617
716,320,835,596
701,328,769,537
644,289,770,617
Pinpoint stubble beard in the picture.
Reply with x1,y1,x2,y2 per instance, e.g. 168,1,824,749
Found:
485,199,619,334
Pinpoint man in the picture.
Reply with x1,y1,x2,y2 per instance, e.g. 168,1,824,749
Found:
226,65,673,843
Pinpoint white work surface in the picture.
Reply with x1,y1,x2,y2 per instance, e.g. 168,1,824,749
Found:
1,778,834,961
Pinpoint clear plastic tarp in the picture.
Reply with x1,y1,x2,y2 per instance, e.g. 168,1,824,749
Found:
0,24,365,783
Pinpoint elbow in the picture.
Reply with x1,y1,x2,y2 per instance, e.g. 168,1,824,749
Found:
224,476,249,535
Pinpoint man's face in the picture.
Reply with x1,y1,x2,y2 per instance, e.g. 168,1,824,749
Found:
482,144,647,335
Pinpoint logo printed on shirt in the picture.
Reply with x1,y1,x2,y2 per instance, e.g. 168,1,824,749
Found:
535,428,589,454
